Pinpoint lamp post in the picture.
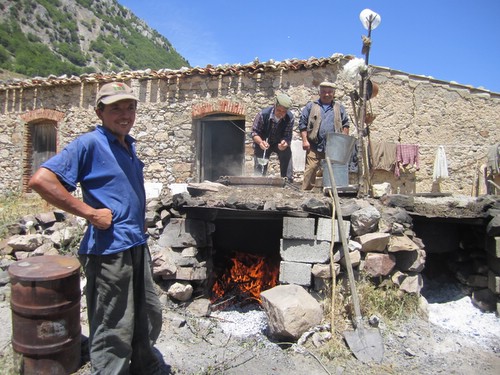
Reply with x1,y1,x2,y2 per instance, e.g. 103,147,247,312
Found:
357,9,381,197
360,9,381,65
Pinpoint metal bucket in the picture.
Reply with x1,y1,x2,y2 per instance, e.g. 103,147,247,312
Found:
321,159,349,187
325,132,356,164
9,255,81,375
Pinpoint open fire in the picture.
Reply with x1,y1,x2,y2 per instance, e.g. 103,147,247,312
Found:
211,251,279,309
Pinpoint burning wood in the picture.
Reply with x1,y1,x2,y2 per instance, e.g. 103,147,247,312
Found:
211,251,279,309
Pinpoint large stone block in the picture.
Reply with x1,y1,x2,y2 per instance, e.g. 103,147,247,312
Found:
388,234,420,252
261,284,322,340
355,232,390,252
392,271,423,294
312,263,339,278
362,253,396,277
339,249,361,268
394,249,426,272
158,218,208,248
169,266,207,281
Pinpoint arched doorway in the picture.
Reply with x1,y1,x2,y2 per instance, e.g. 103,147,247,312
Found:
30,121,57,174
21,109,64,191
199,114,246,182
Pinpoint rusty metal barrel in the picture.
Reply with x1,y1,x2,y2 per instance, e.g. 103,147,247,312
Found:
8,255,81,374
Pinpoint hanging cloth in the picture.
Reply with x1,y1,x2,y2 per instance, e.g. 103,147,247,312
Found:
432,145,449,181
395,144,420,177
370,141,397,171
487,143,500,175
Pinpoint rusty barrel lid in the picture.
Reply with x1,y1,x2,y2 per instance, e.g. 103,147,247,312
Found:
8,255,80,281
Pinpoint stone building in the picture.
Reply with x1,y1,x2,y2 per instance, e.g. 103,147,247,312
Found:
1,55,499,196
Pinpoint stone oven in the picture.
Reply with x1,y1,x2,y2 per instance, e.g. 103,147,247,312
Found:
146,183,500,316
2,183,499,315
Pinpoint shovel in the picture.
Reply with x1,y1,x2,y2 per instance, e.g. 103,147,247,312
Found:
324,156,384,364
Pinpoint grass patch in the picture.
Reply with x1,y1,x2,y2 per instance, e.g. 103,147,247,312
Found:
319,273,420,362
357,276,420,322
0,193,84,256
0,193,50,239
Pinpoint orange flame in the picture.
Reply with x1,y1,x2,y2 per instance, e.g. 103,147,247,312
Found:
211,251,278,305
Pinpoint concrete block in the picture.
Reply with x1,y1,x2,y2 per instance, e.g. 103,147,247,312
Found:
486,236,500,258
488,270,500,295
279,261,312,286
316,217,350,242
280,239,330,263
282,217,315,240
488,254,500,274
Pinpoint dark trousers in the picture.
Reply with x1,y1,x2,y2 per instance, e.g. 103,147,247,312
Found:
253,144,293,181
79,245,163,375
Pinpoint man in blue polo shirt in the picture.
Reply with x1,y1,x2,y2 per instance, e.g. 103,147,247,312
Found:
29,82,164,374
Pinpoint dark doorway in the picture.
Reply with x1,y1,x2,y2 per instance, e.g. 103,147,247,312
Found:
199,115,245,182
31,122,57,174
412,216,489,290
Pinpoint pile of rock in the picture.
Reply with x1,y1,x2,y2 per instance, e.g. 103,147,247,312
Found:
278,198,425,295
0,192,472,299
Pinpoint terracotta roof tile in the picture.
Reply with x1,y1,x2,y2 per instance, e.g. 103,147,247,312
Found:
0,55,350,91
2,54,495,95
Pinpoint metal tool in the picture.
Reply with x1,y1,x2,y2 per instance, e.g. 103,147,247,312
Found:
325,156,384,363
256,138,269,175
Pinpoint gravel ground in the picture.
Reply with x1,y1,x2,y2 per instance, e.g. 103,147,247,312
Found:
1,276,499,375
147,277,500,375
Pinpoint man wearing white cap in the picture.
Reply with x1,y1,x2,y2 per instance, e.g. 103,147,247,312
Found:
251,93,295,181
29,82,165,374
298,81,350,190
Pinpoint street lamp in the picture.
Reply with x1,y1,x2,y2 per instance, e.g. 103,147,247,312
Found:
359,9,381,64
360,9,381,31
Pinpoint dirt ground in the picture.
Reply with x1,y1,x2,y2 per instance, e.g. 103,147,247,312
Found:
149,297,500,375
1,280,499,375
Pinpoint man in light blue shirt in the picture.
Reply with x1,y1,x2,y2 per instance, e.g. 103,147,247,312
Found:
298,82,350,190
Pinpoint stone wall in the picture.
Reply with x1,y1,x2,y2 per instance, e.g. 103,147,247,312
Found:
367,68,500,195
1,56,499,195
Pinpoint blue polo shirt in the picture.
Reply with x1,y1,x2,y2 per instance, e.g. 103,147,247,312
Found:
42,125,147,255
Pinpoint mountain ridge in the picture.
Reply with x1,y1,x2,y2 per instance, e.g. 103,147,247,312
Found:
0,0,190,80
